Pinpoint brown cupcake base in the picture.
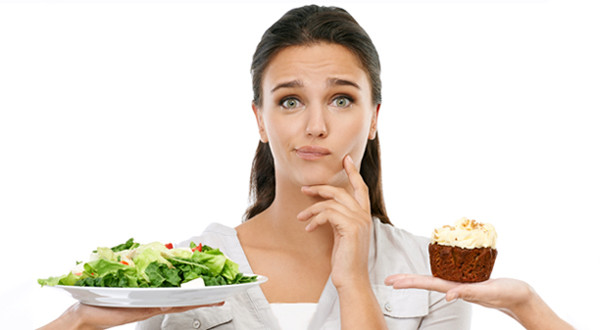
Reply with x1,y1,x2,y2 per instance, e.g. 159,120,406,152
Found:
429,243,497,283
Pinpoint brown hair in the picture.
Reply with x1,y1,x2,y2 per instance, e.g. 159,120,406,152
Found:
244,5,391,225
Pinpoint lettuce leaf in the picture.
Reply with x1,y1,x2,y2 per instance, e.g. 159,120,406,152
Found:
144,262,181,287
131,242,172,281
38,272,81,287
190,249,227,276
111,238,140,252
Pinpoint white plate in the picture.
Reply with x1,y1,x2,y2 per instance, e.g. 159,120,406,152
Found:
50,275,267,307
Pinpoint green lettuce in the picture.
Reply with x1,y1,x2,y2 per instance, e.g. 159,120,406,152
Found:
131,242,172,281
38,238,257,288
37,272,81,286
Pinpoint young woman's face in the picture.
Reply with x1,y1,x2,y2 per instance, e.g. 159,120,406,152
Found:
254,43,379,188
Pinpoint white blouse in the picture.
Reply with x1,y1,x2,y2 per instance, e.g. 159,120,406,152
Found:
138,218,471,329
270,303,318,330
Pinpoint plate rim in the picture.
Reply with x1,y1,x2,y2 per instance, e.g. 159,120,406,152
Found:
53,274,267,291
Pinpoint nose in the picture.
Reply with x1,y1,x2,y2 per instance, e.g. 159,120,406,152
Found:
305,105,328,138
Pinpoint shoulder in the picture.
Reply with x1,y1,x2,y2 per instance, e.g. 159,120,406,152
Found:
373,218,430,253
375,217,429,240
371,218,431,275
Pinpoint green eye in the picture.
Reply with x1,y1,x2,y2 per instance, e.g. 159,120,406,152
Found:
332,96,352,108
281,98,301,109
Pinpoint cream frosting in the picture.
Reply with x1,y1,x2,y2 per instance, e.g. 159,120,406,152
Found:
431,217,497,249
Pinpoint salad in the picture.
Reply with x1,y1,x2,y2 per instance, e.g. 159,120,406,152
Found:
38,238,256,288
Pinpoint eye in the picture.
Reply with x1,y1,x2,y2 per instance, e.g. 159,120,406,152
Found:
280,97,303,110
331,96,353,108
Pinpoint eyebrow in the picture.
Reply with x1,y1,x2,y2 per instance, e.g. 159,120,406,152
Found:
327,78,361,90
271,80,303,93
270,78,361,94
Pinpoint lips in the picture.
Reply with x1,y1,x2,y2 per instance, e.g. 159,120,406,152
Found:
295,145,332,160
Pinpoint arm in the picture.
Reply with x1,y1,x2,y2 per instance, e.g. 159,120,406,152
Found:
38,302,223,330
337,280,387,330
299,155,387,330
506,286,573,330
385,274,573,330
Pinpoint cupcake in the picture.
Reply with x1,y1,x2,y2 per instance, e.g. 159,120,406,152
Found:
429,218,498,283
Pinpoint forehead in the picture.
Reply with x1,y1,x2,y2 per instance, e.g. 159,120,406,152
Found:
262,43,370,89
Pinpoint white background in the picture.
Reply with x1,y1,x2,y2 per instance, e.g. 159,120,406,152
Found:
0,0,598,329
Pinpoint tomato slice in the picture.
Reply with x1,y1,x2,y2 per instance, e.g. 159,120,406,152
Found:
191,243,203,253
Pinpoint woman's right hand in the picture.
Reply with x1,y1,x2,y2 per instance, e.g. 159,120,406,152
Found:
384,274,573,330
39,302,223,330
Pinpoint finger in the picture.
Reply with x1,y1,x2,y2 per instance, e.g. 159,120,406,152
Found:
446,283,490,303
343,155,369,211
304,208,338,232
445,290,460,302
297,199,352,222
301,185,360,211
304,208,361,232
384,274,459,293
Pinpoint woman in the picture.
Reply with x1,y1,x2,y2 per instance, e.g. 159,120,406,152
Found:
41,5,470,329
139,5,469,329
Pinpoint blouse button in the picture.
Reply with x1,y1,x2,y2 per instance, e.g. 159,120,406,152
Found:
192,319,201,329
384,302,392,312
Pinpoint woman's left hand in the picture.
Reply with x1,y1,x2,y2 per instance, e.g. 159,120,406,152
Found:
297,155,372,289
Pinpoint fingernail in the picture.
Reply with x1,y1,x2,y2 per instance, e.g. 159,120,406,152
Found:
347,155,354,164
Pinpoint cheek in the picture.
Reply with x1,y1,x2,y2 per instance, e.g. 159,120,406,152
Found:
263,115,294,150
342,114,373,156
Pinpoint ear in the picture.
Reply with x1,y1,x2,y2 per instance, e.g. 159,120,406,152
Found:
252,102,269,143
368,103,380,140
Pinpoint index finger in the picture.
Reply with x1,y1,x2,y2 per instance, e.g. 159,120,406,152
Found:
384,274,460,293
343,155,370,211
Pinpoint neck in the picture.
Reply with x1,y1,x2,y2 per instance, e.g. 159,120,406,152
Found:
257,178,335,255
